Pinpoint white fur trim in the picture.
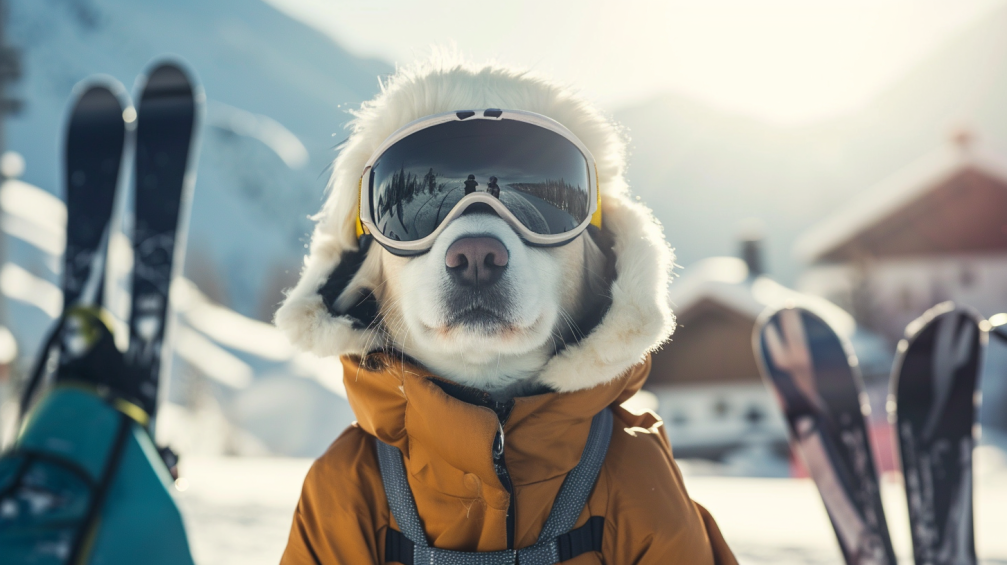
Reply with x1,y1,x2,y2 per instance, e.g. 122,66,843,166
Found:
275,55,676,392
538,197,675,391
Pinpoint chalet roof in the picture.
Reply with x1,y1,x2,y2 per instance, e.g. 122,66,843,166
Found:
669,257,856,335
668,257,892,376
795,140,1007,263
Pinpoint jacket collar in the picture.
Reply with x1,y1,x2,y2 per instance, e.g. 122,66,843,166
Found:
342,353,650,505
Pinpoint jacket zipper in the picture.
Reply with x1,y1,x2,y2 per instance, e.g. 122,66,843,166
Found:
427,380,517,550
490,401,516,549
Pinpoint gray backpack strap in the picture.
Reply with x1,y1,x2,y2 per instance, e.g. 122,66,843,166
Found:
517,407,613,565
375,439,429,548
376,439,519,564
376,407,613,565
537,407,613,539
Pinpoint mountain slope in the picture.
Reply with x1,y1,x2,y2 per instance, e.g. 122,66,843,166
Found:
616,4,1007,284
7,0,392,318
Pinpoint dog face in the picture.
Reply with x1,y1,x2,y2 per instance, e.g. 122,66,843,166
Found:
277,63,678,399
351,210,607,396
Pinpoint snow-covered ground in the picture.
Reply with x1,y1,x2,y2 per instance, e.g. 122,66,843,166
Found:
176,444,1007,565
177,456,311,565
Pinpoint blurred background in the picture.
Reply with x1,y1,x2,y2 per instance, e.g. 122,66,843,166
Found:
0,0,1006,563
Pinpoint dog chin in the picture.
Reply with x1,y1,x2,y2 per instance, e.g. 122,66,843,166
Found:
406,326,556,395
410,308,558,365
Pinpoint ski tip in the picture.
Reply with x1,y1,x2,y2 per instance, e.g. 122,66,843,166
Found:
890,301,985,400
753,303,860,380
137,58,204,104
70,75,129,106
753,303,841,350
902,301,984,342
753,302,874,432
72,87,123,123
67,76,133,127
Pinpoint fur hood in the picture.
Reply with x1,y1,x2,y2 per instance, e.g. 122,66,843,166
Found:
275,57,675,393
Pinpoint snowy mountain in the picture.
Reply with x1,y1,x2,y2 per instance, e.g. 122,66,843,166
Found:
616,4,1007,285
9,0,1007,312
0,174,356,457
7,0,392,320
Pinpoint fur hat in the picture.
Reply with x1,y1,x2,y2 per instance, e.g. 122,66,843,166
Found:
275,56,676,392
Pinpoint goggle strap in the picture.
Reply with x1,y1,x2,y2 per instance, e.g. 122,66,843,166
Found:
355,176,366,238
590,164,602,229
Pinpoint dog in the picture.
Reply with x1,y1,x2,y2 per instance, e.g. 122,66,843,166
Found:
353,208,612,399
276,56,737,564
277,62,674,398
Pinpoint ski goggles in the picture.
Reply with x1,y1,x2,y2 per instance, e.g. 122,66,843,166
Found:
356,109,601,255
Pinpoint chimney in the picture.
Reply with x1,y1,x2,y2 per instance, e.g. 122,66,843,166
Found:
950,127,974,152
737,218,765,278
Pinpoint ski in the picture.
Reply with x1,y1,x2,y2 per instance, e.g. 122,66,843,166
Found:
0,64,199,565
755,305,896,565
124,62,201,420
889,302,985,565
18,80,128,417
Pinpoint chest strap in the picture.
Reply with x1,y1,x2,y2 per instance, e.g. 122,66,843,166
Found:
376,407,613,565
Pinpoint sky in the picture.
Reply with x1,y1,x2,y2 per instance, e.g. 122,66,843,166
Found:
264,0,1007,126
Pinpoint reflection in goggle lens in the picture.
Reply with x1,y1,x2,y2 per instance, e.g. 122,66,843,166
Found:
369,119,591,242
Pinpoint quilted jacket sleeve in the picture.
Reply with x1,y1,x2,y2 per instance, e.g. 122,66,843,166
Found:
280,425,387,565
598,406,739,565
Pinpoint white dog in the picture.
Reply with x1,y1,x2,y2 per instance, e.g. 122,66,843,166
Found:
276,57,737,565
277,66,674,398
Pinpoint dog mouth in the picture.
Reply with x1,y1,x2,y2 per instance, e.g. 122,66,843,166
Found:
445,306,511,330
440,285,516,331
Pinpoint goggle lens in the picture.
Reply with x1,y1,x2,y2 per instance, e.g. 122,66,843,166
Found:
369,118,592,243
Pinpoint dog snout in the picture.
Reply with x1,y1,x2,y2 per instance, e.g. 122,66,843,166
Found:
445,236,509,287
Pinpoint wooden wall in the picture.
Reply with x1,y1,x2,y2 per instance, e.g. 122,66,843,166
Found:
648,298,761,387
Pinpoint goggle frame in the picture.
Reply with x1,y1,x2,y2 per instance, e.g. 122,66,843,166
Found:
356,109,602,255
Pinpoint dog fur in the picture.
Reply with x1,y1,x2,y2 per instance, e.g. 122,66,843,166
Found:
275,56,676,394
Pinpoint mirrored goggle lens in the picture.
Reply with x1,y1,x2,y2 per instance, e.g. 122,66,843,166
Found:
368,119,592,243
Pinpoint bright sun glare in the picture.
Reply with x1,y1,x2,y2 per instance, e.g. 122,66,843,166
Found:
269,0,1003,125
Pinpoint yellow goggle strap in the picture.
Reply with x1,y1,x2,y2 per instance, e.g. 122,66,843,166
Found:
590,164,602,229
355,177,366,238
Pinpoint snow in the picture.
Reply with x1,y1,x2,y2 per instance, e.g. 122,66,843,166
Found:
0,262,61,318
206,101,309,170
172,278,294,363
0,179,66,245
174,326,254,389
176,456,311,565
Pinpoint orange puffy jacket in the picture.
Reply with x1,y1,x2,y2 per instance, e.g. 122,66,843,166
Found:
280,353,737,565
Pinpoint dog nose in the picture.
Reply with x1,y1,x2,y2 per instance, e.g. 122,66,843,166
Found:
445,237,509,287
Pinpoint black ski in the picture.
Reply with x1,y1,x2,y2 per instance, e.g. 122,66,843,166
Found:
19,81,128,417
755,305,896,565
890,302,985,565
2,63,201,565
123,62,201,419
61,85,128,308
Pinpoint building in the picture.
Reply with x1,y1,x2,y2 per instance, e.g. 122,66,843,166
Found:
795,133,1007,431
650,243,891,471
795,134,1007,344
